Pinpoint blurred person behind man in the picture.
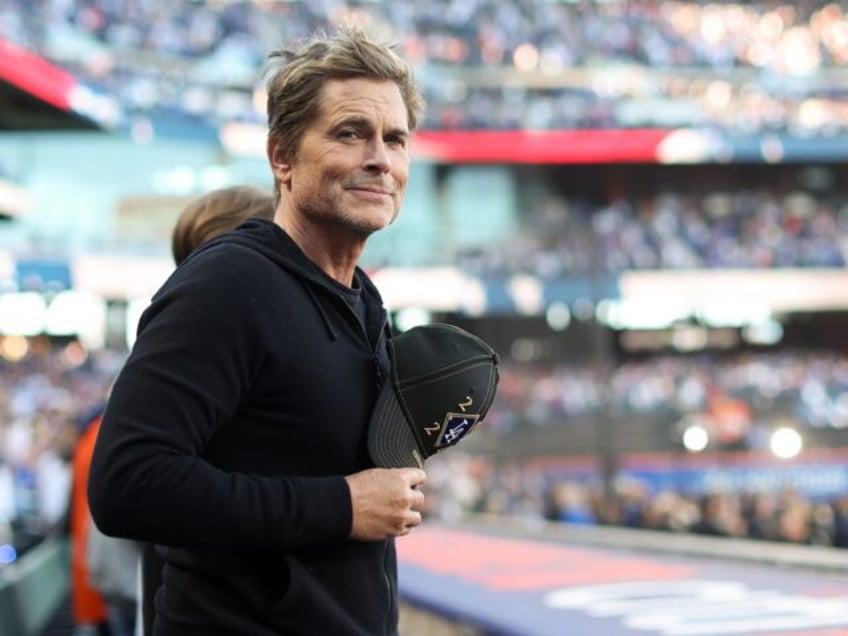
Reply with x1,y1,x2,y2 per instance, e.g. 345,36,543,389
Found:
170,185,276,266
88,25,427,636
85,463,140,636
69,407,110,636
140,184,275,636
72,186,275,636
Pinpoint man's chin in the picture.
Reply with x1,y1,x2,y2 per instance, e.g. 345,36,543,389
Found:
359,209,398,234
329,204,398,238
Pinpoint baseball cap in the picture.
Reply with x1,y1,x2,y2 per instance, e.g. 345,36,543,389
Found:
368,323,500,469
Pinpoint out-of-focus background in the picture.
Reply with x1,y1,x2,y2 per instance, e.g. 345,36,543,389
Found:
3,1,848,634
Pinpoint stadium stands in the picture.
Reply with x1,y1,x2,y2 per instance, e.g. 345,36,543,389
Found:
2,0,848,133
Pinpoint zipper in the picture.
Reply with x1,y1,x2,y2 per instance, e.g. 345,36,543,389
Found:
383,540,394,635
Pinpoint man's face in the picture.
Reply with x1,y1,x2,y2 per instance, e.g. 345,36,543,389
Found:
272,78,411,238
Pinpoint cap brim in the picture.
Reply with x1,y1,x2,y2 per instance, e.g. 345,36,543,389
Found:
368,381,424,469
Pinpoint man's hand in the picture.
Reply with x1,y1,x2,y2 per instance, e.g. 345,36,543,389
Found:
344,468,426,541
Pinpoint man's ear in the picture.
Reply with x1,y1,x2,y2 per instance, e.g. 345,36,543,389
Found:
267,137,292,188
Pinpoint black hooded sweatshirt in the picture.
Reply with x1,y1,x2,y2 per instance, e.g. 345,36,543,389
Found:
88,219,397,635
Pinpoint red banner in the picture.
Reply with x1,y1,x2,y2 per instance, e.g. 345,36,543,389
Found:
412,129,671,163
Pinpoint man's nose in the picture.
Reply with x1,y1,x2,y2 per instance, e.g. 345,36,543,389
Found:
363,138,391,172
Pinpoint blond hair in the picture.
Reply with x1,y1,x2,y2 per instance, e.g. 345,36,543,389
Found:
171,185,274,265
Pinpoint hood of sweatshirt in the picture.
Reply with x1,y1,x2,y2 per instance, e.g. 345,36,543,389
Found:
189,218,388,344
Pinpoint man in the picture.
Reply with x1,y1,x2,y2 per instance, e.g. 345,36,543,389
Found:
88,26,427,636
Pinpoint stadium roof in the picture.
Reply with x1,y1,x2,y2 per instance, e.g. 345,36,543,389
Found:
0,38,120,132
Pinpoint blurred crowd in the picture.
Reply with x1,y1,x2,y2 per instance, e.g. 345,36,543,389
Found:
2,0,848,133
423,451,848,548
458,186,848,278
3,338,848,558
493,349,848,433
0,338,123,559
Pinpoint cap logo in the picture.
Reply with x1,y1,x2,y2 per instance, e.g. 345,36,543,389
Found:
435,412,480,449
424,395,480,449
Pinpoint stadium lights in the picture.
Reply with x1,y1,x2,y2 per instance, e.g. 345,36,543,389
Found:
769,427,803,460
45,290,108,349
507,274,544,315
596,297,691,330
0,292,47,336
677,413,712,453
0,335,29,362
545,302,571,331
597,297,781,345
697,300,771,328
682,423,710,453
741,319,784,346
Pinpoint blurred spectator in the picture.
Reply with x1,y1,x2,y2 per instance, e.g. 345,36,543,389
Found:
69,407,110,636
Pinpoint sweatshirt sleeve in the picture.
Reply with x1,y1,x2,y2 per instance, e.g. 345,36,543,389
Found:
88,246,353,550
